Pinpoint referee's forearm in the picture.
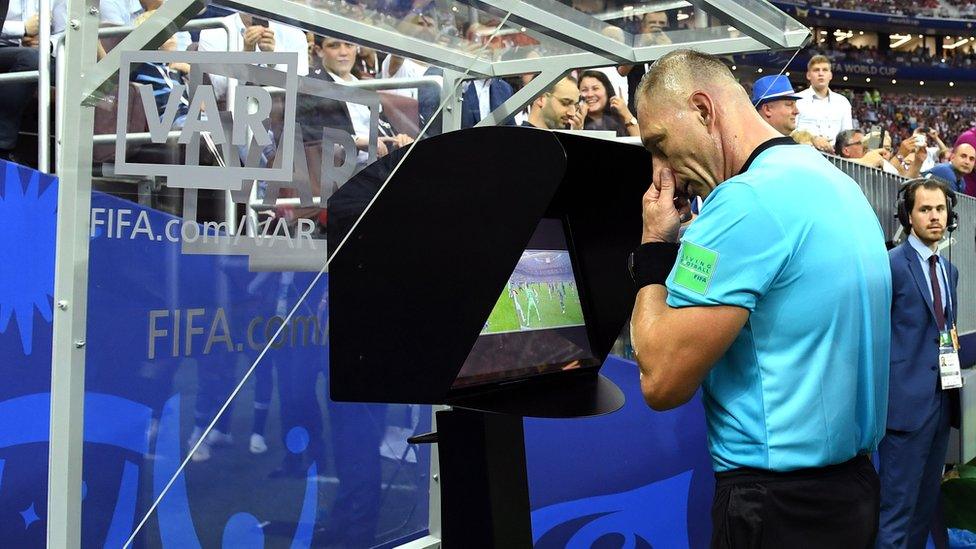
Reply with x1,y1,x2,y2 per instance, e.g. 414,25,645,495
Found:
631,285,683,409
630,285,747,410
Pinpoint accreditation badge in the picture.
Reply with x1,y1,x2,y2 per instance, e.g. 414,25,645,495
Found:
939,330,963,390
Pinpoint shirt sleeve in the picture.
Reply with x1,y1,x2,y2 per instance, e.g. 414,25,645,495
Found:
841,98,853,131
666,182,791,312
292,29,310,76
269,25,309,76
97,0,129,25
53,0,68,34
2,21,25,39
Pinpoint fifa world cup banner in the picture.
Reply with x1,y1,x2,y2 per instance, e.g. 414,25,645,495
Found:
0,133,431,549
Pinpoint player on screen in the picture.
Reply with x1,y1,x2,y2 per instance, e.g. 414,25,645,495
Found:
557,283,566,314
525,285,542,325
509,283,526,326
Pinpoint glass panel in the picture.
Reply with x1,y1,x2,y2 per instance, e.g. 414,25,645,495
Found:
522,0,807,47
72,2,516,544
39,0,814,545
739,0,808,33
276,0,586,61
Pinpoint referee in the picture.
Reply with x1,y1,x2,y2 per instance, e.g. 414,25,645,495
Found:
628,50,892,547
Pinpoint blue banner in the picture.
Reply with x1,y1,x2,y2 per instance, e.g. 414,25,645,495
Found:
525,357,715,548
737,52,976,82
0,161,431,547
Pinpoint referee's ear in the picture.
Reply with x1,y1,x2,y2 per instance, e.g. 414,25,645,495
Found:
689,91,715,130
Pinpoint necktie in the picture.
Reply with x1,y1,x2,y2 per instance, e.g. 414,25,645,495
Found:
929,255,946,331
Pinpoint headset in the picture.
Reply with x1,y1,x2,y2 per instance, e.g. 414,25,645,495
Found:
895,177,959,233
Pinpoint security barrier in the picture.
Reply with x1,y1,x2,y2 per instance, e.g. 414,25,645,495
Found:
826,154,976,335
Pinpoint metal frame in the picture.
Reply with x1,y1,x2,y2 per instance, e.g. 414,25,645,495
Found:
50,0,809,546
0,15,238,176
478,29,808,128
79,0,206,103
595,1,691,21
49,1,100,546
54,17,238,172
690,0,792,48
464,0,636,63
38,0,50,172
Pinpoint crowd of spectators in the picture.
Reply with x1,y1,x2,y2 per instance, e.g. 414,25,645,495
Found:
945,0,976,18
806,0,965,19
846,89,976,146
819,41,976,70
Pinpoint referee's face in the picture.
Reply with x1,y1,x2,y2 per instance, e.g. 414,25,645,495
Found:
637,97,720,200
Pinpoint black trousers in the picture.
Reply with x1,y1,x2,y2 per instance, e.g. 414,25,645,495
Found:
711,455,880,548
0,46,39,150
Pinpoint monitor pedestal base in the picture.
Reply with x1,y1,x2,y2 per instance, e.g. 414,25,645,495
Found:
417,408,533,548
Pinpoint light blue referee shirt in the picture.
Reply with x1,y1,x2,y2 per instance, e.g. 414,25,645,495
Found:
666,137,892,472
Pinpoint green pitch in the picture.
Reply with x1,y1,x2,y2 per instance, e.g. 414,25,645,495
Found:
482,283,584,334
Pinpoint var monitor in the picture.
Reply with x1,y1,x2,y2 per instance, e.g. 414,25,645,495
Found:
452,218,601,391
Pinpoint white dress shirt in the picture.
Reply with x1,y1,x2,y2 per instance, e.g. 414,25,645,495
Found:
1,0,67,47
907,233,950,317
795,86,853,144
96,0,191,52
920,145,939,174
197,13,309,101
379,55,427,99
97,0,143,26
472,79,491,121
327,70,371,165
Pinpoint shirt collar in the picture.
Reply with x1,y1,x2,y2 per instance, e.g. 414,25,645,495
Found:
327,70,357,83
736,136,798,176
907,233,939,261
814,88,832,101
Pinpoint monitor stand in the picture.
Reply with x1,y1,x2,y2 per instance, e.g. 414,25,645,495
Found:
411,408,533,548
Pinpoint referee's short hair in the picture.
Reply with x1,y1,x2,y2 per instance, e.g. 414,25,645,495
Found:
635,49,736,106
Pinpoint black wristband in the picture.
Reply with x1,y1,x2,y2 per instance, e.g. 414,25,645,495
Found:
628,242,680,289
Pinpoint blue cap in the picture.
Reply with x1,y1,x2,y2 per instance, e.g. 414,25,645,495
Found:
752,75,800,106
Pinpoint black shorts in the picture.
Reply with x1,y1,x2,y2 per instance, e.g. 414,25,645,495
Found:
711,455,880,549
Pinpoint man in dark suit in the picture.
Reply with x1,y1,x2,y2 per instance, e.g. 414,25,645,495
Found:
879,177,961,548
460,77,515,128
306,36,413,159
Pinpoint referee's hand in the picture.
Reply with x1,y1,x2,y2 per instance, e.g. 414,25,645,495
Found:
641,166,686,244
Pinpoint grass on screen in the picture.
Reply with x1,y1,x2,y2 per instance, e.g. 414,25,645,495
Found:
482,283,584,334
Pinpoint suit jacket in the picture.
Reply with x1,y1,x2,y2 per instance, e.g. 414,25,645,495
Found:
460,78,515,129
301,68,357,141
887,240,960,432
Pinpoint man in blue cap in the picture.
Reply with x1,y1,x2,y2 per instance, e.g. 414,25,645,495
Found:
752,75,801,137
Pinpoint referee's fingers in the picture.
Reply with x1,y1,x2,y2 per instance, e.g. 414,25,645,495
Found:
657,167,675,205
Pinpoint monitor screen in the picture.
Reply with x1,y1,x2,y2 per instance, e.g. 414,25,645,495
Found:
452,219,599,390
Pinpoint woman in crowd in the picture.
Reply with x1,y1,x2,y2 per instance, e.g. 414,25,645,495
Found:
577,70,640,137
